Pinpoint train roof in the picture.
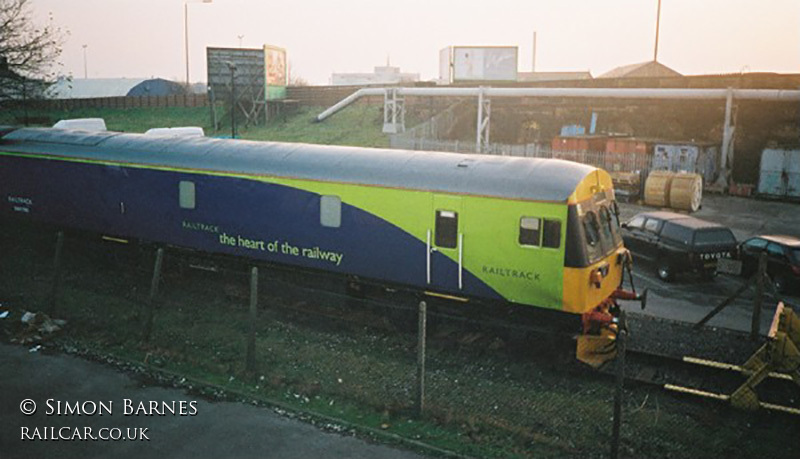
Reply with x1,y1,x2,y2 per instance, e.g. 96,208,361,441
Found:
0,127,601,203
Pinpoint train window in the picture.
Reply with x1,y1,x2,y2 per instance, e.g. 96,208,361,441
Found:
519,217,541,246
542,219,561,248
320,195,341,228
583,212,600,246
179,181,195,209
435,210,458,248
598,207,613,241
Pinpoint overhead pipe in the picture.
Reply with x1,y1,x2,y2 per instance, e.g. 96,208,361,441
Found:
315,88,384,122
315,87,800,122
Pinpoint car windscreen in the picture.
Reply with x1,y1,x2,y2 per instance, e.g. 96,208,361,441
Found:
693,229,737,247
791,248,800,264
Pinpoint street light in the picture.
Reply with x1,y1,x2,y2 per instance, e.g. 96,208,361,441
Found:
238,35,244,48
184,0,212,87
82,44,88,78
226,61,237,139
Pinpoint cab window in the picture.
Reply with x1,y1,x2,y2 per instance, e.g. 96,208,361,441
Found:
519,218,561,248
542,219,561,248
519,217,541,246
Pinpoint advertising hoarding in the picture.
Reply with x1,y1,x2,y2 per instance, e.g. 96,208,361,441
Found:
264,45,287,99
450,46,518,83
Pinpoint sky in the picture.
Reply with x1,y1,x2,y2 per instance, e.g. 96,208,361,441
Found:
31,0,800,85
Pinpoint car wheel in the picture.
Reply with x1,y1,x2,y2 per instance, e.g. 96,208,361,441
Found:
772,274,786,294
657,263,673,282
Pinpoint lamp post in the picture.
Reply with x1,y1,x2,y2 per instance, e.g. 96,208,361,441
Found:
238,35,244,48
653,0,662,62
184,0,212,87
227,61,237,139
82,44,88,78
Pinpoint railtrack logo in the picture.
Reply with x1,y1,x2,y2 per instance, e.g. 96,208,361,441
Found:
482,265,540,281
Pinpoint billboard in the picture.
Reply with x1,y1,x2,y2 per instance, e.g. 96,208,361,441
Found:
439,47,451,84
206,47,265,102
264,44,287,100
450,46,518,83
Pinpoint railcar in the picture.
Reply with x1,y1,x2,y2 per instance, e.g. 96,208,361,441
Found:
0,127,633,360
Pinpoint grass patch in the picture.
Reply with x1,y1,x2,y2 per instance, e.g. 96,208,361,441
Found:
2,222,798,458
0,103,390,148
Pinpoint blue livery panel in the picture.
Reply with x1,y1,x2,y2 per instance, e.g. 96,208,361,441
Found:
0,155,503,301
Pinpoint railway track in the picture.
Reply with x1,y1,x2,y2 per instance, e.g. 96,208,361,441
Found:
616,348,800,415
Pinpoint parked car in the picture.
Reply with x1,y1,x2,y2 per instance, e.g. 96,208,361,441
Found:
738,235,800,293
621,211,738,282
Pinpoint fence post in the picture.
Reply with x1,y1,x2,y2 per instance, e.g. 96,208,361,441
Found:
416,300,427,417
246,266,259,374
751,252,767,340
48,231,65,315
142,247,164,342
610,322,627,459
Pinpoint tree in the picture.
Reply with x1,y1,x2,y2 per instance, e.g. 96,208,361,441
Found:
0,0,66,100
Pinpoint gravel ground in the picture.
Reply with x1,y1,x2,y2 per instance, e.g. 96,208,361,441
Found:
625,312,762,364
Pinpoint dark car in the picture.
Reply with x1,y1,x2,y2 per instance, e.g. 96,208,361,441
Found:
622,211,738,281
738,235,800,293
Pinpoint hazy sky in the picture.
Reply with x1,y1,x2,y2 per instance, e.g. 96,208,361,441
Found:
32,0,799,84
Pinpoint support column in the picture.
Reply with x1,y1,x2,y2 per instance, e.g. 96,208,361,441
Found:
416,300,427,417
246,266,259,374
142,247,164,342
715,88,735,189
476,88,491,153
382,88,405,134
48,231,65,315
751,252,766,340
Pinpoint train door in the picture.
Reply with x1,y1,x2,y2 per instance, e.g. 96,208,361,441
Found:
101,164,130,237
427,194,464,292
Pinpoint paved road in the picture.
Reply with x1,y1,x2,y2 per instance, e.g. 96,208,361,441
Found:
0,344,424,459
618,195,800,334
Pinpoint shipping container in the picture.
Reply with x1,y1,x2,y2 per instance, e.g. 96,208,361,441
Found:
652,142,718,183
551,135,607,164
604,137,656,172
758,149,800,199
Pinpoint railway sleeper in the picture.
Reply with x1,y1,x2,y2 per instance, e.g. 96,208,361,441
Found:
668,302,800,415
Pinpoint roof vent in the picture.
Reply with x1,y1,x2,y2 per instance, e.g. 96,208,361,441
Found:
144,126,205,138
52,118,107,131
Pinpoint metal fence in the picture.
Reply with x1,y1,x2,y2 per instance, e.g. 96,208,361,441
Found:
5,222,785,458
389,135,653,173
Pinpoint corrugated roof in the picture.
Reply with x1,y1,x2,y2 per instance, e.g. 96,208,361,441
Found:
598,61,682,79
517,71,593,82
47,78,147,99
1,128,598,203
